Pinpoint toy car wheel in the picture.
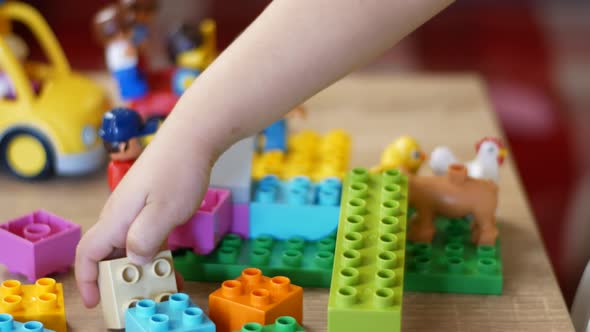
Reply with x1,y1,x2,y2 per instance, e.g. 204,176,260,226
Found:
1,129,54,179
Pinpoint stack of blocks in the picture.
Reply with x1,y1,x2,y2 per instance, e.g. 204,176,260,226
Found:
168,188,233,255
328,168,408,332
98,250,178,329
0,313,55,332
209,268,303,332
174,233,335,287
126,293,215,332
250,130,351,241
0,210,81,282
0,278,66,332
234,316,305,332
404,216,503,294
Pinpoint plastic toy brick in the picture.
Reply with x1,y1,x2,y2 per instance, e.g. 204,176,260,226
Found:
0,210,81,282
0,313,55,332
98,250,178,330
208,268,303,332
210,136,255,203
168,188,233,255
328,168,408,332
404,216,503,295
252,130,351,182
126,293,215,332
173,233,335,287
234,316,304,332
231,203,249,238
0,278,66,332
250,176,341,241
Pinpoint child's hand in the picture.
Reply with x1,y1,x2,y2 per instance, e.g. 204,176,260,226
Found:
75,120,221,308
75,0,452,308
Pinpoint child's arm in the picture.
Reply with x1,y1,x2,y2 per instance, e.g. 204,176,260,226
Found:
75,0,453,307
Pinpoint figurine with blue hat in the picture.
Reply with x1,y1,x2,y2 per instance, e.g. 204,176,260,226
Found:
99,107,158,191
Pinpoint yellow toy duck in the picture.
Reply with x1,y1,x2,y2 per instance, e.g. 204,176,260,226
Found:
371,136,426,174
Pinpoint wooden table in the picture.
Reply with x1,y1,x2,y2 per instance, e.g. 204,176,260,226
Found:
0,75,574,331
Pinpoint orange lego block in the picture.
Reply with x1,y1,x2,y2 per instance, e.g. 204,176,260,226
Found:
98,250,178,329
0,278,66,332
208,268,303,332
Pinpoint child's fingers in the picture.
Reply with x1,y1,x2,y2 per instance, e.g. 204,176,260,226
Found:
75,191,146,308
75,226,123,308
125,200,193,265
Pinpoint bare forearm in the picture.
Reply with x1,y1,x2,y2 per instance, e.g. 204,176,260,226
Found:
163,0,454,151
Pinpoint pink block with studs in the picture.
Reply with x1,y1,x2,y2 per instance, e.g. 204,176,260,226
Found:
168,188,233,255
0,210,81,282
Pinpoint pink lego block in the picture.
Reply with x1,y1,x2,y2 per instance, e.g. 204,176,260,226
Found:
232,203,250,238
168,188,233,255
0,210,81,282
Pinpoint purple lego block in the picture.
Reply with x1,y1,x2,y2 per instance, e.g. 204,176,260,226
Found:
0,210,81,282
231,203,250,238
168,188,233,255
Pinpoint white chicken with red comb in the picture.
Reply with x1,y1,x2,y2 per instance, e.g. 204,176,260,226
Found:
429,137,508,183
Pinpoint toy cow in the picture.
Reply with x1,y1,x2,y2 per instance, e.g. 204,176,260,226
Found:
407,163,499,246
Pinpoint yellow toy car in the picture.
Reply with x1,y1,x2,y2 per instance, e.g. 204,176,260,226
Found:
0,2,108,179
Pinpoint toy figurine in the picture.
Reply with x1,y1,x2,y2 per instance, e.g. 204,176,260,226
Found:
0,33,28,99
429,136,507,183
168,19,217,95
259,106,306,153
99,108,157,191
93,4,148,101
406,164,499,246
120,0,159,48
371,136,425,174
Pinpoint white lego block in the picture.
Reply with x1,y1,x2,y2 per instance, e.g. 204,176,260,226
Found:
210,136,255,203
98,251,178,329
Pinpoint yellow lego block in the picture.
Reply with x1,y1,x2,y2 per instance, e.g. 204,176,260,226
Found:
252,130,351,181
0,278,66,332
98,250,178,329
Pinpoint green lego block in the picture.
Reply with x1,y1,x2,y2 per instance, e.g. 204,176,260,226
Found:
328,168,408,332
404,216,503,295
173,233,336,288
233,316,305,332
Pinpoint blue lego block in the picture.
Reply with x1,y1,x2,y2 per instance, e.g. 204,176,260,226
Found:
0,314,55,332
262,119,287,152
125,293,215,332
250,176,342,240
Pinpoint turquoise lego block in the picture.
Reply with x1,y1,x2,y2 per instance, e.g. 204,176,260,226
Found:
404,216,503,295
125,293,215,332
328,168,409,332
0,314,55,332
173,233,335,287
234,316,305,332
250,176,341,241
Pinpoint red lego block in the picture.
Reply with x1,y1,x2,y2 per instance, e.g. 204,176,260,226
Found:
208,268,303,332
168,188,233,255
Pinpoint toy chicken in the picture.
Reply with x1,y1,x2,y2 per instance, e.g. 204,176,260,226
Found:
371,136,426,174
429,136,507,183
